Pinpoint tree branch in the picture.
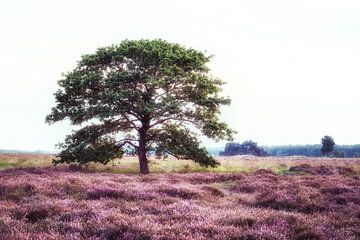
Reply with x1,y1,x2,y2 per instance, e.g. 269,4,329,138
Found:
117,140,139,148
149,117,199,128
122,114,141,130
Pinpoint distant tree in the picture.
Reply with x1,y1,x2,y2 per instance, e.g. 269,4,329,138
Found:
223,142,241,155
220,140,267,156
332,149,346,158
354,152,360,158
46,39,233,174
239,140,267,156
321,136,335,156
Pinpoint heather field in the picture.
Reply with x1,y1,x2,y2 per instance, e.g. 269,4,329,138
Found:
0,155,360,239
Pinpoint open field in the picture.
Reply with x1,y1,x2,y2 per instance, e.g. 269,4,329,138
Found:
0,154,360,239
1,153,360,175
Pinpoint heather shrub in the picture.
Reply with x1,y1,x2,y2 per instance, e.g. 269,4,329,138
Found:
86,187,126,200
302,180,321,188
232,182,258,193
320,186,352,195
0,164,359,239
84,219,151,240
294,229,320,240
255,187,327,213
14,203,62,223
330,196,348,205
254,169,276,176
229,234,257,240
159,187,200,199
193,224,224,238
336,166,356,175
59,209,95,222
138,175,159,183
0,183,36,201
48,180,87,198
25,208,51,223
289,164,333,175
201,186,225,197
0,218,11,238
186,173,243,184
316,166,335,175
160,197,178,205
68,164,82,172
231,176,277,194
223,217,257,227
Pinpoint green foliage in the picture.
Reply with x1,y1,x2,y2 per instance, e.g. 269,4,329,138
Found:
321,136,335,156
53,122,124,165
0,162,14,169
46,39,233,173
331,150,346,158
154,125,219,167
220,140,267,156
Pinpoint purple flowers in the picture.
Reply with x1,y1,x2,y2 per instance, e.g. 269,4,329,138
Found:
0,166,359,239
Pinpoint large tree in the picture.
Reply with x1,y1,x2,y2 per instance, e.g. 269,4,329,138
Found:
46,39,233,174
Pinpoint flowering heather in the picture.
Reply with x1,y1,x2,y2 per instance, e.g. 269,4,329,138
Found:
0,163,359,240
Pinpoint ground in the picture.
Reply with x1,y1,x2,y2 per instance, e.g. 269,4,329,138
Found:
0,154,359,239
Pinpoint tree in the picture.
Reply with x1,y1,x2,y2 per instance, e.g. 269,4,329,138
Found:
239,140,267,156
321,135,335,156
46,39,233,174
220,140,267,156
332,149,346,158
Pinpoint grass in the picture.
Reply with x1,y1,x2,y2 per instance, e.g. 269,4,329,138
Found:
1,154,360,175
74,156,360,175
0,161,14,169
0,154,54,169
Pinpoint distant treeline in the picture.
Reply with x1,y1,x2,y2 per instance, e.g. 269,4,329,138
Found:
0,149,55,155
264,144,360,157
220,142,360,158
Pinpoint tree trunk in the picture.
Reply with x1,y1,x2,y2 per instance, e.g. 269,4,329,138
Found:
138,128,150,174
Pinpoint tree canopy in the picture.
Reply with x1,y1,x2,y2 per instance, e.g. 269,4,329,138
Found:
46,39,233,174
321,135,335,156
220,140,267,156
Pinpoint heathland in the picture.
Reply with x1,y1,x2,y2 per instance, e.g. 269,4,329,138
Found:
0,154,360,239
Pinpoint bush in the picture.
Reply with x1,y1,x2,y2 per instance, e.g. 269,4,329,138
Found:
0,183,36,201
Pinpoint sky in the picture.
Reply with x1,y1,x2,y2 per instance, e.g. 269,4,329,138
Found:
1,0,360,151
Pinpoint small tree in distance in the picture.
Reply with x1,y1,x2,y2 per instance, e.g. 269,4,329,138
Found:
321,135,335,156
220,140,267,156
46,39,234,174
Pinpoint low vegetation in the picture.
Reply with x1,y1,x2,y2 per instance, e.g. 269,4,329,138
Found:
1,154,360,175
0,154,359,239
0,164,359,239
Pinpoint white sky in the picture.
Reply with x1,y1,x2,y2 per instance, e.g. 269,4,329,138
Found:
1,0,360,151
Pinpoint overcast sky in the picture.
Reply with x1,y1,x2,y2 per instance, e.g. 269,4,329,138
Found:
1,0,360,151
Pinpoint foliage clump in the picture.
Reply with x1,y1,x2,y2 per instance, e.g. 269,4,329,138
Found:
220,140,267,156
321,135,335,156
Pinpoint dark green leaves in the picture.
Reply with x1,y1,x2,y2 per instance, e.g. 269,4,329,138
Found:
54,124,124,165
154,125,219,167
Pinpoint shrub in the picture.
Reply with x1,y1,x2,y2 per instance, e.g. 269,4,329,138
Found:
223,217,256,227
86,188,126,200
201,186,225,197
0,183,36,201
289,164,333,175
159,187,200,199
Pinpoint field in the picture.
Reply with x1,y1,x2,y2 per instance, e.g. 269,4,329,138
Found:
0,154,360,239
